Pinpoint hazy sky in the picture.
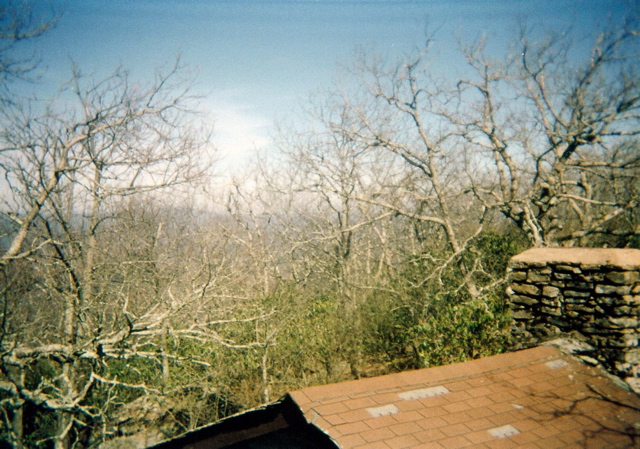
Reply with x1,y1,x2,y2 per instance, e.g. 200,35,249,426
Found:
23,0,635,174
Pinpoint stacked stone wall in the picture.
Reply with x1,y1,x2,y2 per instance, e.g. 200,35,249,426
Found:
507,248,640,390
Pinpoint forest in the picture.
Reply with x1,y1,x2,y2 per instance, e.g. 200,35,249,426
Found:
1,4,639,448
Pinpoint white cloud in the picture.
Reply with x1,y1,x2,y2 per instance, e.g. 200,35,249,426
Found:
205,94,274,176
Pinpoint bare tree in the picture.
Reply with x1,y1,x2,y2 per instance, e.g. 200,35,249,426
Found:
459,23,640,247
302,44,490,301
0,1,57,102
0,61,270,448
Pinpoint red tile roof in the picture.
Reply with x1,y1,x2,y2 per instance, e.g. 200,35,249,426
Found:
290,346,640,448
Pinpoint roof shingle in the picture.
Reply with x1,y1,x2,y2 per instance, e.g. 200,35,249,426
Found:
290,346,640,448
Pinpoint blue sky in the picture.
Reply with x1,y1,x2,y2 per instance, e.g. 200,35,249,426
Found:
21,0,635,174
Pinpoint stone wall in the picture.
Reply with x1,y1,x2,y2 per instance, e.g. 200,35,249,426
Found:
507,248,640,391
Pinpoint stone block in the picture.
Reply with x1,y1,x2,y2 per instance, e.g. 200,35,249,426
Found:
605,271,640,285
582,326,615,336
566,304,594,314
610,334,640,348
547,316,570,328
564,290,591,298
625,378,640,394
579,356,600,366
510,295,539,306
527,271,551,283
510,321,529,335
538,324,562,336
624,348,640,364
564,297,588,305
554,265,582,273
595,295,616,306
632,284,640,294
509,271,527,282
621,295,640,306
542,286,561,297
611,305,633,316
578,273,593,282
540,306,562,316
541,297,560,307
580,264,603,271
595,284,632,295
509,260,543,269
615,361,632,373
576,313,595,323
512,310,534,320
562,288,591,298
583,272,606,282
602,317,639,329
510,283,540,296
563,282,591,290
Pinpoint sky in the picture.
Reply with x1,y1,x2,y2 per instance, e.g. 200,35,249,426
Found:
18,0,637,177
